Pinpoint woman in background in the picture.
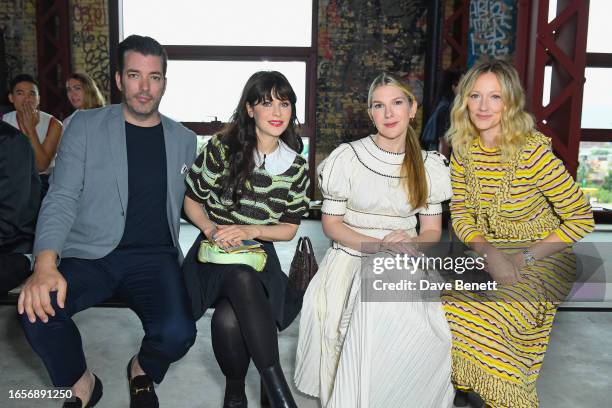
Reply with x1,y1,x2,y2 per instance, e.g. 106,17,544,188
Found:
63,72,105,129
442,59,594,408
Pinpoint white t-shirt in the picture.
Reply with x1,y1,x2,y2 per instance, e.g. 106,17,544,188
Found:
2,110,56,174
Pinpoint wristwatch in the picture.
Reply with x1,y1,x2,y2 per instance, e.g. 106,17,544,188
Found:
522,249,536,267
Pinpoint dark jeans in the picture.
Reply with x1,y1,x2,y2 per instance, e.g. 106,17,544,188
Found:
0,253,31,294
19,247,196,387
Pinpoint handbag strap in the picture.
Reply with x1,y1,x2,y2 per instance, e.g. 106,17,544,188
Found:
296,236,311,254
301,236,314,254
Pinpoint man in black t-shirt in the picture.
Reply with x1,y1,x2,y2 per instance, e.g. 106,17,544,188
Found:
0,121,40,294
17,35,197,408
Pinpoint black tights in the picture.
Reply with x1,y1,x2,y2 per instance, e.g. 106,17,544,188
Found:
211,266,279,389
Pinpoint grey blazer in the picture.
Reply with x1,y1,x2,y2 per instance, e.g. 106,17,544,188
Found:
33,104,197,261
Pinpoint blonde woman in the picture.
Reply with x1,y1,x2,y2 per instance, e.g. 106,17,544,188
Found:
442,59,594,407
295,73,454,407
63,72,106,129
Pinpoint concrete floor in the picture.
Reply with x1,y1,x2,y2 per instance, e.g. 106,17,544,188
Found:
0,221,611,407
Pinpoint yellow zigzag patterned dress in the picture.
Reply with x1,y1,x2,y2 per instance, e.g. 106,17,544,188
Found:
442,133,594,408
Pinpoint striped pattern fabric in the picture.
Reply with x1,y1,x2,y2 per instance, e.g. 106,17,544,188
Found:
443,134,594,407
450,134,594,244
185,135,310,225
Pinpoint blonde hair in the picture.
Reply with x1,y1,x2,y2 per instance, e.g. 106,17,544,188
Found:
446,59,535,161
68,72,106,109
368,73,428,209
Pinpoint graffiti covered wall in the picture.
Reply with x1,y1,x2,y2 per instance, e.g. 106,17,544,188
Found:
316,0,429,157
70,0,111,102
0,0,37,83
0,0,110,103
468,0,517,66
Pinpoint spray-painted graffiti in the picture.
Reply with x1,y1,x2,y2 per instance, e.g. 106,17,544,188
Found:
316,0,428,156
72,2,107,33
71,1,110,101
468,0,516,66
0,0,37,83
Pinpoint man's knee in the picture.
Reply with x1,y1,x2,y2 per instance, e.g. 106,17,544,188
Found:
19,294,71,338
154,315,196,360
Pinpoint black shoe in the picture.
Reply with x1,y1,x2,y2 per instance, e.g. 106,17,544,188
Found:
127,358,159,408
260,364,296,408
63,374,103,408
223,393,248,408
453,390,469,407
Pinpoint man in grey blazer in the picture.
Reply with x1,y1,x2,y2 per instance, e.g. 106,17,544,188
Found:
18,35,197,408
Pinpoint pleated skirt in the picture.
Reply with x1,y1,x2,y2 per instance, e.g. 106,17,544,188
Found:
295,246,455,408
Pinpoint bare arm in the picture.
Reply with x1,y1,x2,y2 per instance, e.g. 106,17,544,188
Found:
19,110,62,172
321,214,381,253
183,195,216,238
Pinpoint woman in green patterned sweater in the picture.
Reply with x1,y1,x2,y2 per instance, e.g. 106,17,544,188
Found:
182,71,309,408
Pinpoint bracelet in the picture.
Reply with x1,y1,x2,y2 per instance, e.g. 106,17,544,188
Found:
522,249,536,267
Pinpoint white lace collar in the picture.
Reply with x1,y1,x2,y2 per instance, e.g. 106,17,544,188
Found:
253,140,297,175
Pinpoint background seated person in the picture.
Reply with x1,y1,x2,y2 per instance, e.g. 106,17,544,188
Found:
2,74,62,196
0,121,41,295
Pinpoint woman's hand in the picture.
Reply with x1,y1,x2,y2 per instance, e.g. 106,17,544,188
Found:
485,250,521,285
381,230,420,256
202,222,217,242
213,225,260,249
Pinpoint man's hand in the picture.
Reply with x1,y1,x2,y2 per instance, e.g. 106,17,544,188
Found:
17,257,67,324
19,101,40,137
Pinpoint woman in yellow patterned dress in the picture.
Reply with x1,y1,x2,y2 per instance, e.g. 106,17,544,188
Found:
442,59,594,408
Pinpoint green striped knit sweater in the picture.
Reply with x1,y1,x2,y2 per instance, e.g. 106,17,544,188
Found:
185,135,310,225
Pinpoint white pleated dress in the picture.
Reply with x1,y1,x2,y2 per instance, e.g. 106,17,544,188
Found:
294,136,455,408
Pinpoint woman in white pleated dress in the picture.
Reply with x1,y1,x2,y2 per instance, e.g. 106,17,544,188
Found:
294,73,455,408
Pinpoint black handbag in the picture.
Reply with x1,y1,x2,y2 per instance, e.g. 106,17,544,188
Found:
288,236,318,292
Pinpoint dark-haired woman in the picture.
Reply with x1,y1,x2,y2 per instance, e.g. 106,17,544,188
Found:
295,73,454,407
182,71,309,408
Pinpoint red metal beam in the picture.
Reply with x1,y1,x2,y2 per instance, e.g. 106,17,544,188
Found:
515,0,590,177
441,0,469,71
35,0,72,120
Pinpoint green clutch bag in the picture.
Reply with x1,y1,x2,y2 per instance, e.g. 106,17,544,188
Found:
197,240,268,272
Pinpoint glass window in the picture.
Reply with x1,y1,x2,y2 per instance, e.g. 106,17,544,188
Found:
547,0,557,23
160,60,306,123
587,0,612,53
542,65,552,106
581,68,612,129
577,142,612,208
121,0,312,47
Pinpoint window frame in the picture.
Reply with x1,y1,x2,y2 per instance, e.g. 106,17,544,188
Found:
108,0,318,198
581,52,612,142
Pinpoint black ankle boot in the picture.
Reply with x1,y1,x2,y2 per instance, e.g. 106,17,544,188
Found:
259,364,297,408
223,394,247,408
223,379,247,408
